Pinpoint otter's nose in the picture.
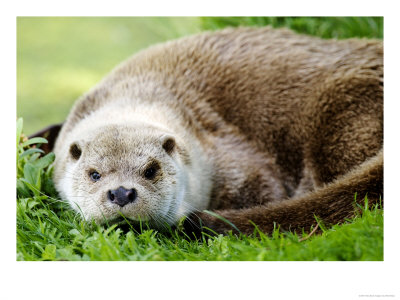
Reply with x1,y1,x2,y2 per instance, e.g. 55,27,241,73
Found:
108,187,137,207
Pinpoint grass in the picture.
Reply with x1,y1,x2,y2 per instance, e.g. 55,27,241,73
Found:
18,200,383,261
17,17,384,261
201,16,383,39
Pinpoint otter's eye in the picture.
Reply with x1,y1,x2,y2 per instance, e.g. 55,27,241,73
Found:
89,171,101,182
144,162,160,180
144,167,157,180
144,163,160,179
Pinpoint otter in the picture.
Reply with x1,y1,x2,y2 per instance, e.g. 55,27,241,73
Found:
47,27,383,235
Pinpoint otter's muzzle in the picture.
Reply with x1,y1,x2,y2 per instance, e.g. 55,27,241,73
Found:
107,186,137,207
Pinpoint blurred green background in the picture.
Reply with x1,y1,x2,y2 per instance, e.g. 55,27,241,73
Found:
17,17,383,135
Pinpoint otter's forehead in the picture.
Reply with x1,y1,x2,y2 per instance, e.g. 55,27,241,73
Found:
83,124,168,166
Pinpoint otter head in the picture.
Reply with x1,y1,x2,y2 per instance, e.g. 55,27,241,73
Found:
54,123,190,227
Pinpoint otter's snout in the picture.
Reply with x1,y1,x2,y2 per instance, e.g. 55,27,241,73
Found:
108,187,137,207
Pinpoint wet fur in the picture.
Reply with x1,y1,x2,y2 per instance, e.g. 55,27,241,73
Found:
52,27,383,235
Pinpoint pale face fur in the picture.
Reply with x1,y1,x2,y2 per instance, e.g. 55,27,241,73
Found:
54,118,209,227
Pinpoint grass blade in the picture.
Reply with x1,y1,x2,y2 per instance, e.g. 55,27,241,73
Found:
21,137,48,148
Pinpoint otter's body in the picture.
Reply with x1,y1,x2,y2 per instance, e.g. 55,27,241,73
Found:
53,27,383,234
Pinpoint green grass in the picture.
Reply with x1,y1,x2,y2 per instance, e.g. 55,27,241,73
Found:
17,118,383,261
17,17,384,261
201,16,383,39
18,200,383,261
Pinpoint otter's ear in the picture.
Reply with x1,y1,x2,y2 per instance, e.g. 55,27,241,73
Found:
69,142,82,160
161,135,176,155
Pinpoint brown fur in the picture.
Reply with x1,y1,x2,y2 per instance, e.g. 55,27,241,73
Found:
52,27,383,235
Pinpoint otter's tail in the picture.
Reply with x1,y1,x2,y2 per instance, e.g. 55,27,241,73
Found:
191,149,383,235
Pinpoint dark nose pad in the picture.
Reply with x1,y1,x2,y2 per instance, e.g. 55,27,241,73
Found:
107,187,137,207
